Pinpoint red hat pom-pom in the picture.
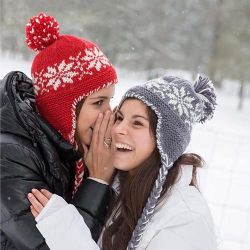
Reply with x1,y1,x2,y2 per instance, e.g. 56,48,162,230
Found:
26,12,60,52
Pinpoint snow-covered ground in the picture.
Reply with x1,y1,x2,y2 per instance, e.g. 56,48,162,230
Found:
1,56,250,249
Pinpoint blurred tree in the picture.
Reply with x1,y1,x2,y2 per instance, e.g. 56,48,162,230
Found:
210,0,250,108
0,0,249,104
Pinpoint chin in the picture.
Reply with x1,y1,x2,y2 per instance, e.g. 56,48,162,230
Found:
114,163,133,172
114,164,124,171
81,136,91,146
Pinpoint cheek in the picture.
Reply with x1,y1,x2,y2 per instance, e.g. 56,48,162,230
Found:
135,133,155,157
85,113,96,126
76,120,87,143
135,132,153,147
78,107,98,128
76,112,92,140
111,124,117,137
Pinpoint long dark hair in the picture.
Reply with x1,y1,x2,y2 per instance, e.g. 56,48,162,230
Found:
74,99,85,154
101,98,204,250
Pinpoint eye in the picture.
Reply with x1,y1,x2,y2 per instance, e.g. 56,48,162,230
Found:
93,100,104,106
115,114,123,123
133,120,143,126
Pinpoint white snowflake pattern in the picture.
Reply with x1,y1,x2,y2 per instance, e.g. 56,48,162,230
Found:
32,70,48,95
69,52,93,80
167,85,196,127
146,79,171,98
32,74,41,95
32,46,112,96
43,60,78,90
83,47,110,71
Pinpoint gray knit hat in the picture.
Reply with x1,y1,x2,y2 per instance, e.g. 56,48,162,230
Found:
121,74,217,249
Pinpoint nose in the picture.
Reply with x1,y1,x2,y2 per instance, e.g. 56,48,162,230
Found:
112,120,128,136
107,102,112,111
102,102,112,113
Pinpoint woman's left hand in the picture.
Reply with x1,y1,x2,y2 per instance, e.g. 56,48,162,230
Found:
27,189,52,217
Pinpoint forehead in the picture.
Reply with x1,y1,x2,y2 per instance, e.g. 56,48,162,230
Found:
119,99,148,115
88,84,115,98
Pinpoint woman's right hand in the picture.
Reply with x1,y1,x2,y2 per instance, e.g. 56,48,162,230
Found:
82,110,115,184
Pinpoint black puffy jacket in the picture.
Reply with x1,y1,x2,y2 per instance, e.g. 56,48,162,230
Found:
0,72,110,249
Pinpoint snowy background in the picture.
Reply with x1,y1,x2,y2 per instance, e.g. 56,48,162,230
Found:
1,56,250,250
1,0,250,249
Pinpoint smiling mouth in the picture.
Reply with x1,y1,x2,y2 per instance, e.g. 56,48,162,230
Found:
117,148,132,152
115,143,134,152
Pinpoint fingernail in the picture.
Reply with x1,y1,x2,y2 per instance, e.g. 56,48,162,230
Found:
32,188,36,193
28,193,32,198
98,113,103,118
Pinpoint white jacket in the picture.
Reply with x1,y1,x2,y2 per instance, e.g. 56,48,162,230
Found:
36,166,217,250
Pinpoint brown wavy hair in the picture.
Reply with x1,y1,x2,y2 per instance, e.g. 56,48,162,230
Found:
101,98,204,250
74,99,85,153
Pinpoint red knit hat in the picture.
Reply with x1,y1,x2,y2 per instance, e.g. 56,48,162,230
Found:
26,12,118,194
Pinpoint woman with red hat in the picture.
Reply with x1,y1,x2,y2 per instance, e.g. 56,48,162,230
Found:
0,12,118,249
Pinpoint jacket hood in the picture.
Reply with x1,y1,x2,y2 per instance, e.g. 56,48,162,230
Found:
0,72,32,140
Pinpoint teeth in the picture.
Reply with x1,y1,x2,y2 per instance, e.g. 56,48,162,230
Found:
116,143,133,151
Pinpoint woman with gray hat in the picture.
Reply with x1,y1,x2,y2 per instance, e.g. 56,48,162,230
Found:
28,74,218,250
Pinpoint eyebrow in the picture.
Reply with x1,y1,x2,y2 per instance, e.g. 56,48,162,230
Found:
89,96,111,100
117,110,149,121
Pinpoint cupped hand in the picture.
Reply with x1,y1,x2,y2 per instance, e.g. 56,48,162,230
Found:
82,110,116,183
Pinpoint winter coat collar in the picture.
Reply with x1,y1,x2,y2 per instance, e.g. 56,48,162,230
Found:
1,71,80,163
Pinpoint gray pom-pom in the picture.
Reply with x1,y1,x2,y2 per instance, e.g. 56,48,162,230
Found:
194,74,217,123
